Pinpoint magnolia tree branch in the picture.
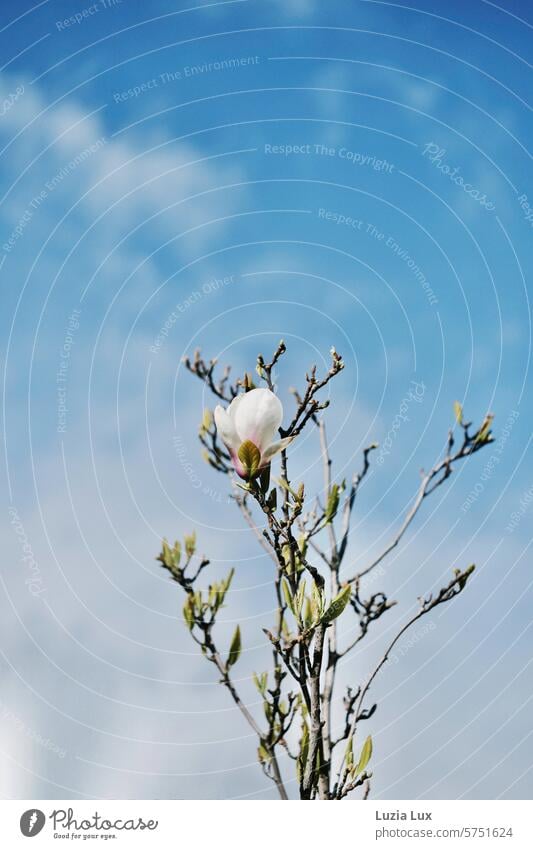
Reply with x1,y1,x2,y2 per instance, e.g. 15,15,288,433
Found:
349,413,494,583
155,344,495,800
334,565,476,800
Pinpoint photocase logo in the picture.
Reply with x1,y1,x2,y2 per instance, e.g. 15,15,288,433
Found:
20,809,46,837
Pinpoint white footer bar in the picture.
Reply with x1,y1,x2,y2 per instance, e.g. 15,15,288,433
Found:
1,799,531,847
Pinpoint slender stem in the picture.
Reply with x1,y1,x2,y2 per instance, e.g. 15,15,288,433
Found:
207,643,289,801
350,439,484,582
234,491,279,566
335,568,473,798
302,624,328,798
335,605,427,798
317,420,338,798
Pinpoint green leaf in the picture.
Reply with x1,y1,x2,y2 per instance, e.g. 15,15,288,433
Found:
237,440,261,478
453,401,463,425
281,543,292,569
184,532,196,558
322,584,352,624
354,735,373,776
253,672,267,696
276,477,300,501
267,487,277,511
295,579,306,618
227,625,242,668
297,720,309,783
223,567,234,593
161,539,172,565
282,578,295,615
202,408,213,431
212,570,233,612
312,582,324,620
259,464,271,495
345,736,354,769
475,414,494,444
325,485,340,523
258,742,270,764
183,597,195,631
303,596,313,629
159,539,181,571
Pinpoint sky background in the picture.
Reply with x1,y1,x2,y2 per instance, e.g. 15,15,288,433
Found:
1,0,532,800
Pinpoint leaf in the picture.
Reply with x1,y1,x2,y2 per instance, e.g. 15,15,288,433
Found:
208,583,217,606
322,584,352,624
295,579,306,618
258,742,270,764
238,440,261,477
453,401,463,425
303,596,313,629
354,735,373,776
259,464,271,495
223,567,235,593
324,480,345,524
183,597,195,631
202,408,213,430
212,570,233,612
345,736,354,770
267,487,277,511
475,414,494,444
275,477,300,501
227,625,242,668
281,543,292,570
253,672,267,696
159,538,181,571
161,539,172,565
297,720,309,784
282,578,295,615
312,582,324,620
184,532,196,558
325,484,341,524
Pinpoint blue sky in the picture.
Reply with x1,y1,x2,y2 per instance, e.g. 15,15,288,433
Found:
1,0,532,799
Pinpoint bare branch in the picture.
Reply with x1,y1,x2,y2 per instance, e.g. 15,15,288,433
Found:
338,443,378,563
256,340,287,390
340,588,397,657
349,422,494,583
281,349,344,439
335,564,476,798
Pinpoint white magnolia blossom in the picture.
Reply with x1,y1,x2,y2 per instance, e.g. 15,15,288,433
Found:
214,387,292,479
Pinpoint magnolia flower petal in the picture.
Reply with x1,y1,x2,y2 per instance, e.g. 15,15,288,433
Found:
260,436,293,465
214,405,240,453
227,392,245,423
234,388,283,451
230,450,247,479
